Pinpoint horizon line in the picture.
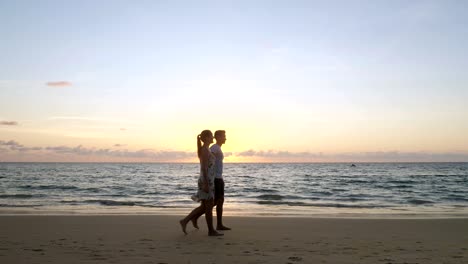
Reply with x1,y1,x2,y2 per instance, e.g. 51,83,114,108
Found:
1,161,467,164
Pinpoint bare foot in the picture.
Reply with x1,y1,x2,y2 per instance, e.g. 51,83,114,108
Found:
191,219,199,229
216,225,231,231
179,220,187,235
208,231,224,236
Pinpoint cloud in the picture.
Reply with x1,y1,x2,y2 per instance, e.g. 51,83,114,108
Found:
16,146,43,152
0,140,23,147
236,149,323,159
46,81,72,87
48,116,99,121
0,140,40,152
235,149,468,162
2,140,468,162
0,121,18,126
237,149,257,157
42,144,194,160
45,145,92,155
47,116,137,126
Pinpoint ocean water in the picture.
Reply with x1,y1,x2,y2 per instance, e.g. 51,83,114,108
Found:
1,163,467,217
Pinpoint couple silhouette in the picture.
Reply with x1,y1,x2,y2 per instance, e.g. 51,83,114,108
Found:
180,130,231,236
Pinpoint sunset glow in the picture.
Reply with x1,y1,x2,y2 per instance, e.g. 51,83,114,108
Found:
1,1,468,162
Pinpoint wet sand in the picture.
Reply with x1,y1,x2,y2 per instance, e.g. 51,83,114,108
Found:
1,215,467,263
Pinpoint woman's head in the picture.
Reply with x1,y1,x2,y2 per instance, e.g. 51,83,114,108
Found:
199,130,214,144
197,130,213,159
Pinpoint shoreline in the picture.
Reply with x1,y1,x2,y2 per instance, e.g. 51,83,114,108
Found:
1,206,468,219
1,215,467,263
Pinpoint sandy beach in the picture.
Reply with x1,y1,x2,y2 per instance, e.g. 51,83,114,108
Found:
1,215,467,264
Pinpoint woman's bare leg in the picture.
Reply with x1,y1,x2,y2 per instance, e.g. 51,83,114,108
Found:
190,209,204,229
179,203,204,234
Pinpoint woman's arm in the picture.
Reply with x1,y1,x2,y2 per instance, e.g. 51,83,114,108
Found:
200,148,210,191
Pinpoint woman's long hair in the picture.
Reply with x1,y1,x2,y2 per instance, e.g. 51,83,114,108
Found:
197,130,212,159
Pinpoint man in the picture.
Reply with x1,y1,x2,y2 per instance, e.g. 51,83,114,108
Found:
210,130,231,230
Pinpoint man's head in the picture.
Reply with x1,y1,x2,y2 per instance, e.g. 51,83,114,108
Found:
214,130,226,145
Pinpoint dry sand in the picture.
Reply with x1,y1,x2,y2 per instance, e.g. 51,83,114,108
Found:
1,215,468,264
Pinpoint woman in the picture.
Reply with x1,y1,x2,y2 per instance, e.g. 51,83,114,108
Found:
179,130,223,236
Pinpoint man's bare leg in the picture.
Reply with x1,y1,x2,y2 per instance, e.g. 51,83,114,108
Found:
204,199,223,236
216,197,231,230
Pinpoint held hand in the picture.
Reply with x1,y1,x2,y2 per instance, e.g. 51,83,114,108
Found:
202,182,210,193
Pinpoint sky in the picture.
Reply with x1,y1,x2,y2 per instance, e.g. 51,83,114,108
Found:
1,0,468,162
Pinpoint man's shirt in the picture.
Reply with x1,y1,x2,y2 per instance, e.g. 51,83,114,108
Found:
210,144,224,179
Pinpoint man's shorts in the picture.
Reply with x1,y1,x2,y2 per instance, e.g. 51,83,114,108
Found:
214,178,225,200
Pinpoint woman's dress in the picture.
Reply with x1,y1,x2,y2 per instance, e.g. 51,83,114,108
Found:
191,151,216,202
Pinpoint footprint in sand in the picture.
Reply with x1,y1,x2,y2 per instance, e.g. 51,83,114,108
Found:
342,247,356,251
288,256,303,262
